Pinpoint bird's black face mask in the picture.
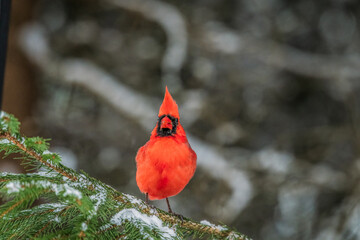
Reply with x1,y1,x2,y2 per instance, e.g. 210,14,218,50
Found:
157,114,178,137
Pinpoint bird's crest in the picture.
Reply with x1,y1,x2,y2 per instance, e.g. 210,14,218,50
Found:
158,87,179,119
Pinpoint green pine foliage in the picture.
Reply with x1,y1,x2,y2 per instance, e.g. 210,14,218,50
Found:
0,112,251,240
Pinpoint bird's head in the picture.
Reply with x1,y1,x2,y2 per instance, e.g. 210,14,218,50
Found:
156,87,179,137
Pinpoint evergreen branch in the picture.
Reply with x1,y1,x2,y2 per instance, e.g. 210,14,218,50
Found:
8,208,55,223
95,224,117,234
34,221,52,237
112,195,249,240
9,232,18,240
0,198,24,219
0,112,251,239
0,132,77,181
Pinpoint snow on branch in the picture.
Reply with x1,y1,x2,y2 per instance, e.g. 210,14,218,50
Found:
0,112,251,239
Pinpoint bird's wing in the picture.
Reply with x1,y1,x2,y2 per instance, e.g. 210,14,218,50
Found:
135,145,146,164
189,144,197,176
189,144,197,163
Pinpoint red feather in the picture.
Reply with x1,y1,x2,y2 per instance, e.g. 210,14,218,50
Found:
136,87,197,200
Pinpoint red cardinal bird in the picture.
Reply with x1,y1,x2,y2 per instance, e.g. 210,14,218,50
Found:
135,87,197,213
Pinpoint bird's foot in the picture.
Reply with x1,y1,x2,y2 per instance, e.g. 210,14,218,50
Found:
165,198,184,221
144,193,155,208
169,211,184,222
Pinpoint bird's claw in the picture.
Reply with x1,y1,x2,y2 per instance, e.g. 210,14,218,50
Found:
170,212,184,222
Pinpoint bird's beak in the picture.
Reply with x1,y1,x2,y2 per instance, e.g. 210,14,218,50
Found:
160,117,173,130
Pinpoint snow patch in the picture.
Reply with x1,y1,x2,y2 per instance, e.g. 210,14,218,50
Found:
5,182,23,193
226,231,249,240
44,203,68,213
89,191,107,217
111,208,177,239
0,111,6,118
0,172,18,177
99,223,112,231
61,184,82,199
124,193,142,205
0,139,10,144
81,222,88,231
5,180,82,199
27,170,60,178
43,150,53,155
200,220,227,231
20,137,26,145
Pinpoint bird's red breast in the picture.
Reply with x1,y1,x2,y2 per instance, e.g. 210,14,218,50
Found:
135,87,197,200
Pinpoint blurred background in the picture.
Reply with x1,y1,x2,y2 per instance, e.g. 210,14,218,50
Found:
2,0,360,239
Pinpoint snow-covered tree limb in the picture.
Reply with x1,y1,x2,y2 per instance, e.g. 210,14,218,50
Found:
0,112,251,239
